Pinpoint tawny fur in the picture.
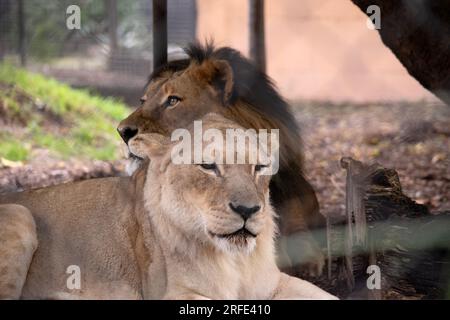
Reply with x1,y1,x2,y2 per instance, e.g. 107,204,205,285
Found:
0,204,37,299
0,114,336,300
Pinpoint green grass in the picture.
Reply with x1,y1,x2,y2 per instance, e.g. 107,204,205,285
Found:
0,91,20,114
0,63,129,162
0,135,30,162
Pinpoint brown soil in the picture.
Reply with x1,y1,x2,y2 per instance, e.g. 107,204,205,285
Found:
295,100,449,220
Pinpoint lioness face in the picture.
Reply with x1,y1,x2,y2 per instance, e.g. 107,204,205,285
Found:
118,59,233,173
129,116,276,254
167,161,273,253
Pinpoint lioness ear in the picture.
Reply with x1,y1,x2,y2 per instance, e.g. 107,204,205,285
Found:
130,133,169,159
130,133,172,172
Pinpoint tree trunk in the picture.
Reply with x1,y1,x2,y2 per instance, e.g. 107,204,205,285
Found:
17,0,26,66
0,0,13,61
351,0,450,105
107,0,118,56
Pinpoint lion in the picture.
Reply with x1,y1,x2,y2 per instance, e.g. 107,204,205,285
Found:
0,114,335,299
117,43,326,274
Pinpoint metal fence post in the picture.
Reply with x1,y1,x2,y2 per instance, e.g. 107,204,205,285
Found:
152,0,167,70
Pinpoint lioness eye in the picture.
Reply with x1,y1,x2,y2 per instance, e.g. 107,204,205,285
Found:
255,164,268,172
165,95,181,108
200,163,217,171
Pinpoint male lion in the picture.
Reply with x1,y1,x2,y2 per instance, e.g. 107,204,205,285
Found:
117,43,325,273
0,114,335,299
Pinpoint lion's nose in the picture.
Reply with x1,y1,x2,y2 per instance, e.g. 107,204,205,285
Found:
117,125,138,144
229,202,261,220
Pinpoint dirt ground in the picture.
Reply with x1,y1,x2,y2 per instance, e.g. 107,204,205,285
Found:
1,100,449,220
297,100,450,219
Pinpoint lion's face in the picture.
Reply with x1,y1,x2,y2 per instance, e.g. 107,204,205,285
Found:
118,59,233,173
128,115,276,254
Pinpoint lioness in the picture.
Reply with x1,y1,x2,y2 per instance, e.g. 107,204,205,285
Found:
117,43,325,273
0,114,335,299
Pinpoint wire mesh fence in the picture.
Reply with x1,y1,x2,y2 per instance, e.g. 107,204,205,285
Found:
0,0,196,104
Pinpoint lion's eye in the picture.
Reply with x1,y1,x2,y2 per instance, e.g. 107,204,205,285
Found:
165,95,181,108
255,164,268,173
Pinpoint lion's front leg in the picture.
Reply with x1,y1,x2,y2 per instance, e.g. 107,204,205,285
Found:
0,204,38,299
272,273,337,300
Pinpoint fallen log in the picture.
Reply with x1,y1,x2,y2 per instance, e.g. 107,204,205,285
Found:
288,157,450,299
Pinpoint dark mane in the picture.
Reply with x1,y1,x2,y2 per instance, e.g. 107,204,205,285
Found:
149,42,300,136
184,42,215,64
148,59,190,83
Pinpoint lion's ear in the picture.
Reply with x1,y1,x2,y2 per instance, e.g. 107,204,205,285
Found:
211,59,234,105
199,59,234,106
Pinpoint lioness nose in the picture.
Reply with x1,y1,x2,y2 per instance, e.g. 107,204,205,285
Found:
229,203,261,220
117,126,138,144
